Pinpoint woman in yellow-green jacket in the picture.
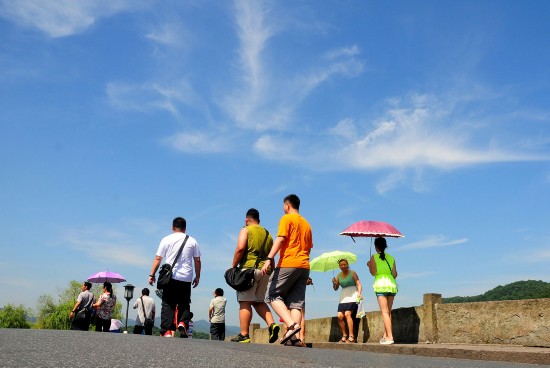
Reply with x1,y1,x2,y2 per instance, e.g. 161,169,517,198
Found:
367,237,398,345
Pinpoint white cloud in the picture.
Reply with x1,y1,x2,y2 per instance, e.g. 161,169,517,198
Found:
164,131,232,154
329,119,357,140
397,271,435,280
0,0,142,38
328,93,550,173
398,235,468,251
516,248,550,263
253,134,300,162
106,80,203,118
146,21,187,48
222,1,364,132
325,45,360,60
59,226,151,267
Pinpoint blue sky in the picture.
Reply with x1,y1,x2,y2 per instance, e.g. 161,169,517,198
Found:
1,1,549,326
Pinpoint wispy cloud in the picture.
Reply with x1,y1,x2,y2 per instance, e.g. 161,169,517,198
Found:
221,0,363,132
106,80,204,118
331,93,550,172
58,226,151,267
515,248,550,263
0,0,142,38
146,21,188,49
398,235,468,251
164,131,233,153
397,271,435,280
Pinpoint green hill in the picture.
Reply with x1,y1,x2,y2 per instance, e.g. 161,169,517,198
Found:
442,280,550,303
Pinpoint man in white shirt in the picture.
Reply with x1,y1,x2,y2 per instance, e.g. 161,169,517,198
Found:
132,288,156,335
148,217,201,337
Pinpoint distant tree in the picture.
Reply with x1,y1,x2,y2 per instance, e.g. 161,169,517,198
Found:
192,331,210,340
443,280,550,303
0,304,31,329
36,280,123,330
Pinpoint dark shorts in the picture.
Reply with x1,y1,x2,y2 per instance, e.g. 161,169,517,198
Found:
375,292,397,297
338,302,358,313
265,267,309,310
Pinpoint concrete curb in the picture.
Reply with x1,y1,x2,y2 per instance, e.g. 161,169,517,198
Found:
310,342,550,366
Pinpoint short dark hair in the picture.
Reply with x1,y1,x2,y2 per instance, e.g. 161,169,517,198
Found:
173,217,186,230
284,194,300,210
215,288,224,296
246,208,260,222
83,282,92,290
142,288,150,296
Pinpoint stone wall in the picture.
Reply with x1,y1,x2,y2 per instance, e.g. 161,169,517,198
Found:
251,294,550,347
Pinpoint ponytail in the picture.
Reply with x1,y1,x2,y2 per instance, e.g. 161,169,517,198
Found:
374,237,388,260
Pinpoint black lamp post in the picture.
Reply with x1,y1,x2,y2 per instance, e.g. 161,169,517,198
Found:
123,284,135,332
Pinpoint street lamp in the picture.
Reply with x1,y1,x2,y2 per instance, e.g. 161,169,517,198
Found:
123,284,135,332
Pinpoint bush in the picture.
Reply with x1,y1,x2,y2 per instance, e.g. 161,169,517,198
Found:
0,304,31,328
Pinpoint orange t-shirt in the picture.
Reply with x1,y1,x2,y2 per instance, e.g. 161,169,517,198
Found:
276,213,313,269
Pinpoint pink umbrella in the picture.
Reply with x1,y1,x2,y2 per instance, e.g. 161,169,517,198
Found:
340,220,404,256
87,270,126,283
339,220,404,239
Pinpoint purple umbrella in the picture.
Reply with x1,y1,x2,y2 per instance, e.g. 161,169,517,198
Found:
87,270,126,283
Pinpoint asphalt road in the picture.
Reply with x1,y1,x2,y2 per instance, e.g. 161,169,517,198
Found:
0,329,544,368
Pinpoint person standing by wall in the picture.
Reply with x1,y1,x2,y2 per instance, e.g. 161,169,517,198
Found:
132,288,156,335
148,217,201,338
262,194,313,346
332,259,362,343
230,208,279,344
209,288,227,341
367,237,398,345
69,281,94,331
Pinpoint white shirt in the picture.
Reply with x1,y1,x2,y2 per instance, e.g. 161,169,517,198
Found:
132,295,156,326
156,232,201,282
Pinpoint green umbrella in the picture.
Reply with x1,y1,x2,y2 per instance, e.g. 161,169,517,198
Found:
310,250,357,272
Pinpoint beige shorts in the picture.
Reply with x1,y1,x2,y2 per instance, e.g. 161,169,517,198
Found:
237,269,270,302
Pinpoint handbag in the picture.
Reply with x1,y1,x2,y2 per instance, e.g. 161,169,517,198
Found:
356,299,367,318
157,235,190,290
140,297,154,328
73,308,87,321
224,267,256,291
224,229,269,291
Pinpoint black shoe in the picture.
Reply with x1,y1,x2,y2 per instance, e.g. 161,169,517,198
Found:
230,333,250,343
177,322,188,337
268,323,280,344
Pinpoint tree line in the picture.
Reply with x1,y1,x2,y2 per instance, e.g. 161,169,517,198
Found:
442,280,550,303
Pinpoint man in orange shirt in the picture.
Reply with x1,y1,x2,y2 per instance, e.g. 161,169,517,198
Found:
261,194,313,346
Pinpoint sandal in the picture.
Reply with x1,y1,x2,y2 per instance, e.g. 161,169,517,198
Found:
280,322,302,345
348,335,356,343
284,338,305,347
339,335,348,343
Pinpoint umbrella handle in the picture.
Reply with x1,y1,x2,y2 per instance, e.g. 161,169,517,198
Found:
370,237,373,258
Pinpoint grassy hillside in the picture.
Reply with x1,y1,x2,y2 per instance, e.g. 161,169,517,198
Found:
443,280,550,303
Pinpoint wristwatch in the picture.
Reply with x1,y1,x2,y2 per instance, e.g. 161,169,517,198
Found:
266,257,275,263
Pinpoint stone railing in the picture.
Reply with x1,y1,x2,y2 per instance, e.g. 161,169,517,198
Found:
251,294,550,347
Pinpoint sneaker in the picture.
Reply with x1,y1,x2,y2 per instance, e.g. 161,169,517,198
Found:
163,331,173,337
268,323,280,344
230,333,251,343
380,339,394,345
177,322,188,337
